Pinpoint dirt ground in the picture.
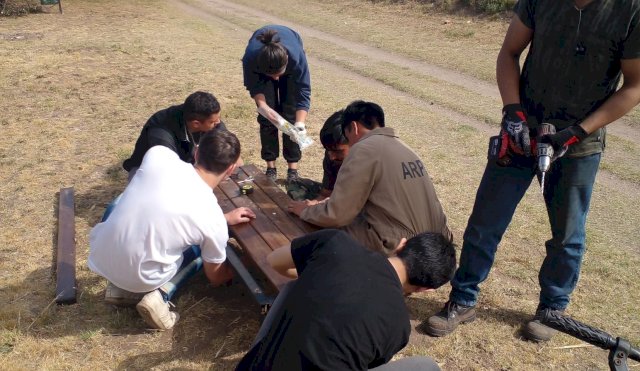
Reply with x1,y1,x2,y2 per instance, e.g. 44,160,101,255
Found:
1,0,639,370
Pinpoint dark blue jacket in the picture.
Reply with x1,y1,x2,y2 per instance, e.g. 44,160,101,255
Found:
242,25,311,111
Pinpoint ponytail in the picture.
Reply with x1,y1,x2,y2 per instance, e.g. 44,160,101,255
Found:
256,28,288,75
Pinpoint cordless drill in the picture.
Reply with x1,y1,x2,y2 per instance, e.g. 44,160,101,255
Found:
536,123,556,195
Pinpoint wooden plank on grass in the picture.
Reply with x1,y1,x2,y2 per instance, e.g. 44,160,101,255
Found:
56,187,76,304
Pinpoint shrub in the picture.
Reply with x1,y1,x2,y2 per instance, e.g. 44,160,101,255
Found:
460,0,516,13
0,0,43,16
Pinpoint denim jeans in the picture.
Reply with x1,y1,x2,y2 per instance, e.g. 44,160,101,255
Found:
101,195,204,302
450,153,601,310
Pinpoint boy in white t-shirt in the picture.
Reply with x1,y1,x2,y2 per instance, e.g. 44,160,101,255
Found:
89,129,255,330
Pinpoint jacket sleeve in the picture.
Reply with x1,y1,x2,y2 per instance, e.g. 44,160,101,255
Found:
292,51,311,111
242,52,266,98
300,144,377,227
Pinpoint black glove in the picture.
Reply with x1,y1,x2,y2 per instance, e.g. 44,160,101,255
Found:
539,125,588,158
501,103,531,156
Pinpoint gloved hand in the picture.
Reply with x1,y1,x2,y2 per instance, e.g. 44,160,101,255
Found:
294,122,307,136
501,103,531,156
539,124,588,158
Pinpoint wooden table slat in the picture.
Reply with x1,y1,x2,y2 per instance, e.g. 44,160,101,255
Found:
232,171,308,241
240,165,318,234
214,188,292,290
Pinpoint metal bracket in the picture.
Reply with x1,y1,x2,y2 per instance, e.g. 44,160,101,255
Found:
225,246,274,314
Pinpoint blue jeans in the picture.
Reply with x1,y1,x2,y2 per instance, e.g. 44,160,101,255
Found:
450,153,601,310
101,195,203,302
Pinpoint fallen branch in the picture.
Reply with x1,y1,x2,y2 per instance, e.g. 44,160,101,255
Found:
552,344,595,350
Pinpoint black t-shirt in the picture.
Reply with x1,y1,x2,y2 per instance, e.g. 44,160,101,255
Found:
236,229,410,371
321,152,341,191
516,0,640,156
122,104,227,171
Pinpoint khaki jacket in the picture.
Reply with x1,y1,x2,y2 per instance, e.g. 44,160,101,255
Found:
301,127,452,254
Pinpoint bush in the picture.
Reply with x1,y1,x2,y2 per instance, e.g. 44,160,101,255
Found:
0,0,43,16
461,0,516,13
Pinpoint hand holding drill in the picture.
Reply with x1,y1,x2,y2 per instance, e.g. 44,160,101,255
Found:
538,124,589,159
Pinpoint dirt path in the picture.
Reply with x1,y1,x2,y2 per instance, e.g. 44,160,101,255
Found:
188,0,640,145
175,0,640,196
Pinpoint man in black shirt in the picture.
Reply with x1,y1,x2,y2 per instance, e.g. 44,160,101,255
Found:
122,91,228,181
236,229,456,370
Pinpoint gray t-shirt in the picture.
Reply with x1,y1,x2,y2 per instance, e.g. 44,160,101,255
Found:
516,0,640,156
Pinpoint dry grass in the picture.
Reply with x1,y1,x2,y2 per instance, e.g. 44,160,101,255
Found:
0,0,639,370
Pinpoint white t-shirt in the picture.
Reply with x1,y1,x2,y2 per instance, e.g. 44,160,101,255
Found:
88,146,228,293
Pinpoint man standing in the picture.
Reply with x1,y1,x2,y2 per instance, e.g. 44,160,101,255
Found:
90,130,255,330
289,100,452,256
123,91,228,181
242,25,311,183
236,229,456,370
425,0,640,342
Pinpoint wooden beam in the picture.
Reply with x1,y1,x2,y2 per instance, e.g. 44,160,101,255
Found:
56,187,76,304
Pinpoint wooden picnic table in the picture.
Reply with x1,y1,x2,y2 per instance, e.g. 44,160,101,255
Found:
214,164,318,308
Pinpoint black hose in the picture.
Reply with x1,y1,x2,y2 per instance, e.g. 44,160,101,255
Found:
541,309,640,362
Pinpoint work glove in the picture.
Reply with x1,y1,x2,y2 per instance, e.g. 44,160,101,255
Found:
539,124,588,159
294,122,307,136
501,103,531,156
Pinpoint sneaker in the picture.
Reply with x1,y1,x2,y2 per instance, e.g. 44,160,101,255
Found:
422,300,477,337
522,304,563,342
286,169,300,183
104,282,146,307
136,290,179,330
265,167,277,182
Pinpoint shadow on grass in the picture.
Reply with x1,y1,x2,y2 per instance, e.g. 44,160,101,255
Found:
74,165,126,227
115,273,262,370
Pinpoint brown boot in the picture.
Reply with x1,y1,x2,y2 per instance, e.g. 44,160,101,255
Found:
422,300,477,337
522,304,564,342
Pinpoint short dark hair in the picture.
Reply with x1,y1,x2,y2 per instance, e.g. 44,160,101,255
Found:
397,232,456,289
341,100,385,133
320,110,347,148
256,29,288,75
196,129,240,174
184,91,221,122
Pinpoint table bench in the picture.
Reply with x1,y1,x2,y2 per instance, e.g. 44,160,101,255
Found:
214,164,318,312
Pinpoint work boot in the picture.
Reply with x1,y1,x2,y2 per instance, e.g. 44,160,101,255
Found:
265,167,277,182
422,300,477,337
104,282,146,307
522,304,564,342
286,169,300,183
136,290,179,330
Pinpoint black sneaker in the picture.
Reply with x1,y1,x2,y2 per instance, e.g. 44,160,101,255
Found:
422,300,477,337
286,169,300,183
522,304,563,342
265,167,277,182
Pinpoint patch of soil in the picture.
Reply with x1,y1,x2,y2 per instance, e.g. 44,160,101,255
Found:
0,32,44,41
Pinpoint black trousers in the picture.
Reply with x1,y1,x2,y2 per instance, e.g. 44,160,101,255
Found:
258,75,302,163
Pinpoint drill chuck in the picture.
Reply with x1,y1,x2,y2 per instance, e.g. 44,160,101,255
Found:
537,123,556,172
537,143,553,173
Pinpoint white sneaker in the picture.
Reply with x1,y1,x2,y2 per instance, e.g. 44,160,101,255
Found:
104,282,146,307
135,290,179,330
